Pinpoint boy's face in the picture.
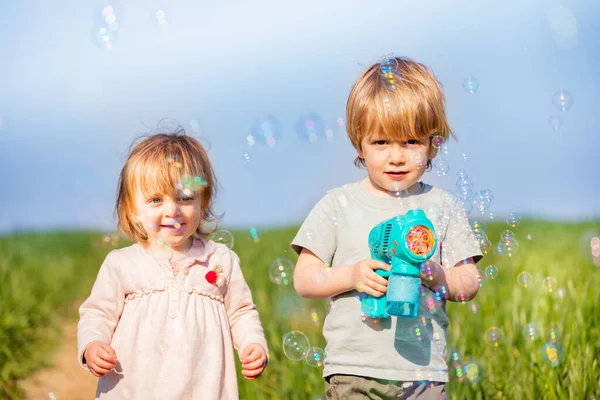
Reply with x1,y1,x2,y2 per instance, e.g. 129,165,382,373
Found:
132,185,203,254
357,135,431,196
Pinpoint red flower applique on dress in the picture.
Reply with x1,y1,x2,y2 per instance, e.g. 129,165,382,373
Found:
205,264,225,287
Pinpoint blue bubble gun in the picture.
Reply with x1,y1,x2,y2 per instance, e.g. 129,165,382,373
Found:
361,209,437,319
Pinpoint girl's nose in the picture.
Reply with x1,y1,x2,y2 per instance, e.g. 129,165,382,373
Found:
163,200,180,216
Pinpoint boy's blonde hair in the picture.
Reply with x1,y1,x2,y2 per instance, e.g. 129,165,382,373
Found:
115,128,218,244
346,56,455,168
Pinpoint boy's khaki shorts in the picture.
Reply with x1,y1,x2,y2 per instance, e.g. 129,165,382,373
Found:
325,374,447,400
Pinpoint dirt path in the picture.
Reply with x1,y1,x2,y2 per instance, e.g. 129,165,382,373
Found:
20,321,98,400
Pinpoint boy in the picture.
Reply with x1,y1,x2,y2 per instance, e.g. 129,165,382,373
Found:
291,56,483,399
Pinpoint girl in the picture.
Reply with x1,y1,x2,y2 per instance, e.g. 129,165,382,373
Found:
78,130,269,399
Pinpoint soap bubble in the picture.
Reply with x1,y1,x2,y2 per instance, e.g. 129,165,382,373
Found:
306,346,326,367
249,115,283,148
432,135,445,149
506,213,521,228
541,342,563,368
517,272,533,288
484,327,505,347
548,115,563,130
523,322,542,341
296,113,326,143
485,265,498,279
547,328,560,343
211,230,234,249
269,258,295,285
552,90,574,112
462,77,479,94
476,269,488,288
432,157,450,176
283,331,310,361
541,276,558,293
463,359,483,384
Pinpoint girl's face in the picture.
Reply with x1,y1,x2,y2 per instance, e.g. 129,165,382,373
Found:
358,135,431,196
133,185,203,254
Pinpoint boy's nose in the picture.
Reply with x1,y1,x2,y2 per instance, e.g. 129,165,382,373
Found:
388,145,407,164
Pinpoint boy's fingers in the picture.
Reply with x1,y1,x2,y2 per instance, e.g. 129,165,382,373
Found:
366,278,388,294
242,358,264,370
93,357,116,370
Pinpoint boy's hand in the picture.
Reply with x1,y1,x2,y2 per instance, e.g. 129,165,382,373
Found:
83,340,117,377
351,259,391,297
240,343,268,380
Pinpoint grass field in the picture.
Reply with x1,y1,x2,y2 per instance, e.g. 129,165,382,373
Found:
1,220,599,399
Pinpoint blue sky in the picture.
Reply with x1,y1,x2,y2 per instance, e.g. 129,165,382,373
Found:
0,0,598,234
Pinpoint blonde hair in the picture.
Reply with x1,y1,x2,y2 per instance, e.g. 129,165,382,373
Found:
346,56,455,168
115,128,218,244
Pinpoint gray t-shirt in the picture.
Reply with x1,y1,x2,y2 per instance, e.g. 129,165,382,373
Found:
291,181,483,382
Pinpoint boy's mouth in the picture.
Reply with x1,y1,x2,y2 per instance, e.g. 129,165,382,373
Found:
385,171,408,179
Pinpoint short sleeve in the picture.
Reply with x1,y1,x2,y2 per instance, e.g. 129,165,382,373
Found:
440,194,483,268
291,192,337,265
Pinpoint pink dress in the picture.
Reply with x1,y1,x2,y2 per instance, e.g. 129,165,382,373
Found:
77,238,269,399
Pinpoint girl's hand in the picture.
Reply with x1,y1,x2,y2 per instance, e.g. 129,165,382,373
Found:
83,340,117,377
240,343,268,380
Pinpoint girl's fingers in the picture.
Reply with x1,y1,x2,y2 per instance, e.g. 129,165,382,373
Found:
93,357,116,370
242,358,265,370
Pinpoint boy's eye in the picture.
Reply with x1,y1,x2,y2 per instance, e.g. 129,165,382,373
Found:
374,140,388,145
407,139,420,145
179,196,194,201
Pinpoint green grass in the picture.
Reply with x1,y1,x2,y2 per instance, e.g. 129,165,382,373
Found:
1,221,599,399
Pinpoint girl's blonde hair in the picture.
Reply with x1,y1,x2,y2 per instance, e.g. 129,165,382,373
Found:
115,128,218,244
346,56,455,168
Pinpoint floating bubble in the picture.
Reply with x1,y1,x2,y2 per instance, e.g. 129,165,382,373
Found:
473,190,493,211
484,327,505,347
468,302,479,314
526,233,533,241
517,272,533,288
282,331,310,361
249,227,259,243
523,322,542,341
552,90,574,112
554,287,566,300
546,328,559,343
432,157,450,176
408,150,427,169
471,220,487,232
309,307,323,325
296,113,326,143
269,257,295,285
448,349,461,366
541,276,558,293
249,115,283,148
506,213,521,228
476,269,488,288
463,359,483,384
91,23,119,49
496,238,519,258
242,152,252,162
485,265,498,279
306,346,325,367
432,135,445,149
419,261,438,282
548,115,563,130
462,77,479,94
211,230,234,249
541,342,563,368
